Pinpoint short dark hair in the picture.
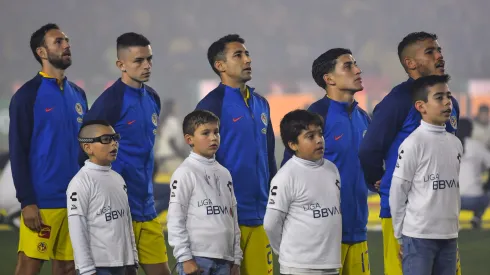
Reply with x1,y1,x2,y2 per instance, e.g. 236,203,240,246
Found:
207,34,245,75
280,109,324,152
117,32,150,52
397,32,438,63
312,48,352,89
78,120,112,137
411,74,450,103
30,23,60,64
183,110,220,136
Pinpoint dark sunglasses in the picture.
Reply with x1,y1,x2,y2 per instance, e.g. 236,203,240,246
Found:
78,133,121,144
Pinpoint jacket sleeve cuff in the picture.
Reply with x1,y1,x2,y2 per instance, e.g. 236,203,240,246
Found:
397,238,403,245
234,259,241,265
20,197,37,209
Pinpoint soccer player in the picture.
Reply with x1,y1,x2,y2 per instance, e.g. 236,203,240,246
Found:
82,32,170,275
390,74,462,275
265,109,342,275
282,48,373,275
9,23,87,275
195,34,277,275
359,32,461,275
167,110,242,275
68,120,138,275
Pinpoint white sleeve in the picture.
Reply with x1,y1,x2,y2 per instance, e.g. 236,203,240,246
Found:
127,206,139,265
67,177,90,217
264,208,287,255
267,172,293,213
68,215,95,275
232,204,243,265
389,177,412,243
66,178,95,273
392,141,418,182
167,168,194,262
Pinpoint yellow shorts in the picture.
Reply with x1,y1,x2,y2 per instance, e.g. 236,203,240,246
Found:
132,218,168,264
340,241,370,275
382,218,462,275
18,208,73,261
239,225,273,275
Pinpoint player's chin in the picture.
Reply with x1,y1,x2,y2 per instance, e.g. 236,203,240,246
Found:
241,74,252,82
434,68,445,75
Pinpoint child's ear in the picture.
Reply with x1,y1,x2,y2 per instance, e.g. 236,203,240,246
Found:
288,141,299,153
82,143,92,156
184,134,194,148
414,100,426,114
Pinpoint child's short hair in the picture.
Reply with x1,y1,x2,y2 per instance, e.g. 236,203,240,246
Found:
183,110,220,136
78,120,112,139
411,74,451,104
280,109,324,152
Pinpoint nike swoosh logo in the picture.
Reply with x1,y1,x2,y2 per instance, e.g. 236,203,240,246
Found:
45,107,54,112
128,120,136,125
334,134,344,140
233,116,243,122
268,269,273,274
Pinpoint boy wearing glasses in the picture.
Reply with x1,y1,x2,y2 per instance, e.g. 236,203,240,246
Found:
67,120,138,275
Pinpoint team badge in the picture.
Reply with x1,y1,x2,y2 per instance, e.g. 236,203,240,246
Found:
37,242,47,253
77,117,83,123
75,103,83,115
450,115,457,129
152,113,158,126
261,113,268,126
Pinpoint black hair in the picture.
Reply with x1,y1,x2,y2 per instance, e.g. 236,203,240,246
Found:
280,109,324,152
30,23,60,64
311,48,352,90
117,32,151,53
183,110,220,136
397,32,438,66
78,120,112,138
455,118,473,153
207,34,245,75
411,74,450,103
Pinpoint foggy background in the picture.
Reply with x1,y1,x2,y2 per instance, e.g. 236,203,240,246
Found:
0,0,489,152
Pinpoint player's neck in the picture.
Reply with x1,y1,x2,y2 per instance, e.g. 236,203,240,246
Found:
121,75,143,89
326,88,355,106
41,66,65,82
408,71,422,80
421,117,446,127
221,77,247,96
89,157,112,167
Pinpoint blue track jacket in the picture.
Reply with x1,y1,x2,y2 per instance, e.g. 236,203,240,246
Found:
83,79,161,221
196,83,277,226
359,78,460,218
282,97,373,243
9,73,88,209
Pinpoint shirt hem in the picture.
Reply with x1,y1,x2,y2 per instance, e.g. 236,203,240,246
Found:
191,252,234,262
403,232,459,240
279,260,341,269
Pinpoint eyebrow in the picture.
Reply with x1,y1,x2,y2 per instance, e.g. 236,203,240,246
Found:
233,50,249,55
134,55,152,60
433,91,451,97
425,46,442,52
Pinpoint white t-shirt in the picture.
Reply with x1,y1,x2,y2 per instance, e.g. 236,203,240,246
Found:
390,120,463,240
67,161,138,273
167,152,242,264
459,138,490,197
265,155,342,270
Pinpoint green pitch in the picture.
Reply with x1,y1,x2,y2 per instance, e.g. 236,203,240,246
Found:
0,230,488,275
